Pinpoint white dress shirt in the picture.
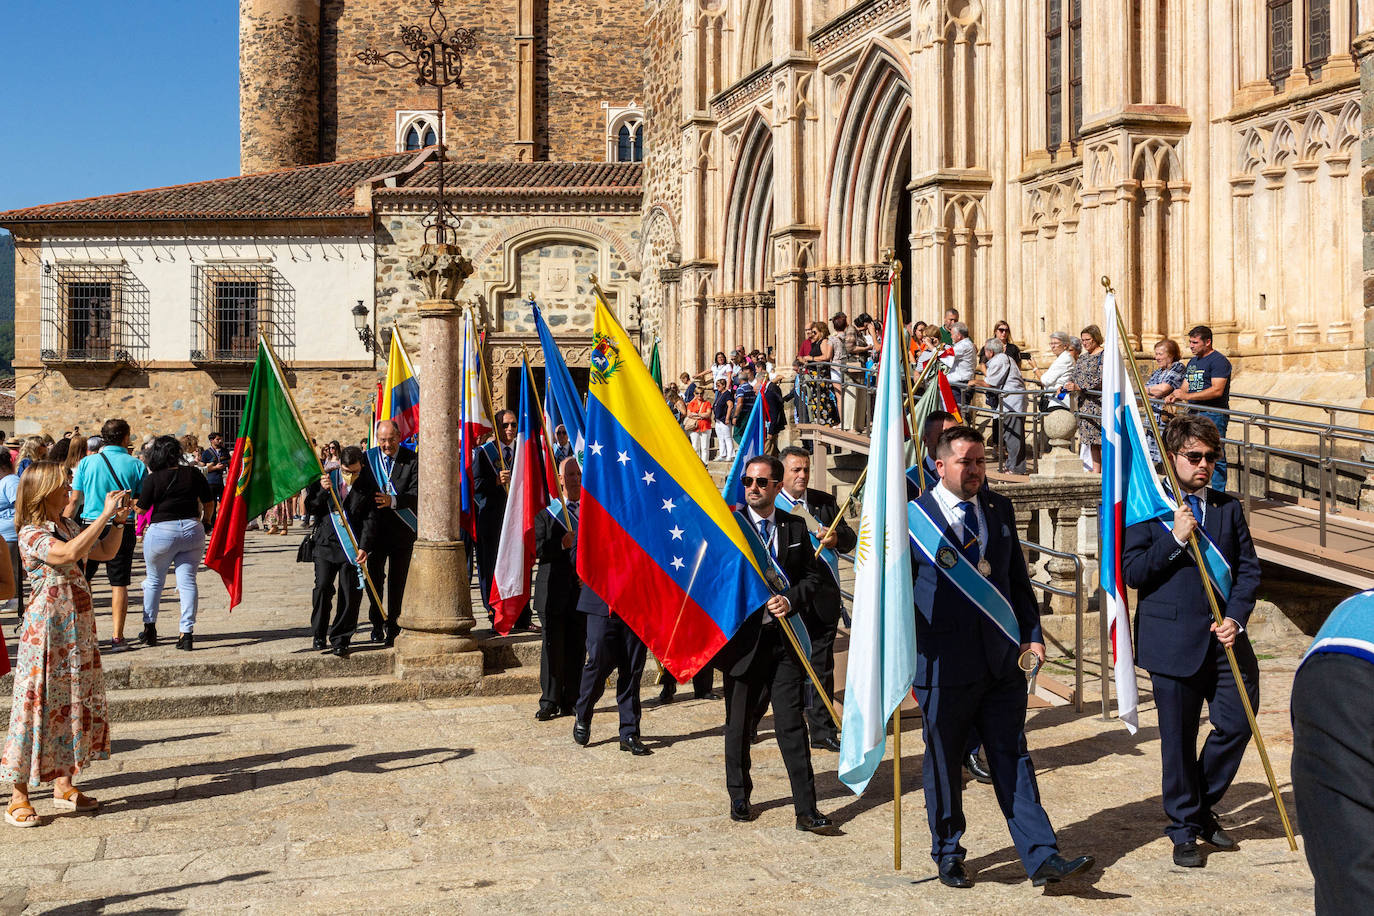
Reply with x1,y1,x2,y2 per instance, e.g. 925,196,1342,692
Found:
931,481,988,556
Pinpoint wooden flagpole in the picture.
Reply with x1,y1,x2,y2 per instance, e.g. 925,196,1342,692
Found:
259,335,386,614
1101,276,1296,852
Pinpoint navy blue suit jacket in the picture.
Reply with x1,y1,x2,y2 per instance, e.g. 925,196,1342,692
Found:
1122,489,1261,679
911,487,1042,687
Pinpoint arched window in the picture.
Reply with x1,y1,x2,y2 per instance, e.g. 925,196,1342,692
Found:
394,111,444,153
1045,0,1082,156
605,106,646,163
616,123,644,162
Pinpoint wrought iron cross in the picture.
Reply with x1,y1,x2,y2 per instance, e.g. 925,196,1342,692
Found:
357,0,478,245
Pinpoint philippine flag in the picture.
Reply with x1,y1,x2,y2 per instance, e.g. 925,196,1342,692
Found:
490,358,550,635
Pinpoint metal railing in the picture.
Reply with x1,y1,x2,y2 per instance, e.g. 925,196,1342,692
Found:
1022,539,1088,714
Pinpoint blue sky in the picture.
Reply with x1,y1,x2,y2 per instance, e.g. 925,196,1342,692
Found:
0,2,240,214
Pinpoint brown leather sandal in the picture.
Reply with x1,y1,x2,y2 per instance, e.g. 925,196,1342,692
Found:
5,800,39,827
53,787,98,812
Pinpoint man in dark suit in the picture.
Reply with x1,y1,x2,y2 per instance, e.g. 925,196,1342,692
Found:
570,582,651,756
533,458,586,721
1122,413,1262,868
715,454,835,833
474,409,531,629
778,446,853,753
911,426,1093,888
305,446,377,657
762,376,786,456
365,420,418,647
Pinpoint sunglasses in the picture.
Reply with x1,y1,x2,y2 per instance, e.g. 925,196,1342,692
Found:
995,327,1009,333
1179,450,1220,465
740,475,774,488
501,421,518,428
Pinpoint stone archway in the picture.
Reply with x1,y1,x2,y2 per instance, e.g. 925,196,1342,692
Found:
719,113,775,354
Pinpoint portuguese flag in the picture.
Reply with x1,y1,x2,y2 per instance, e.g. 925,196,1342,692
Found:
205,339,319,609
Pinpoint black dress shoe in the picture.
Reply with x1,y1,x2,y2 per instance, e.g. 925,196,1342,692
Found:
370,628,385,643
1031,853,1095,886
795,811,834,833
1200,825,1236,849
730,799,754,822
534,707,560,721
938,858,973,888
655,685,676,706
572,720,591,746
312,637,327,651
140,623,158,647
810,736,842,753
694,690,721,700
1172,841,1204,868
964,751,993,784
619,735,653,756
331,645,350,659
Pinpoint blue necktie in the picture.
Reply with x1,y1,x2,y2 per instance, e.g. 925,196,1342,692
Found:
959,501,981,563
1186,494,1203,528
383,455,393,480
757,518,774,558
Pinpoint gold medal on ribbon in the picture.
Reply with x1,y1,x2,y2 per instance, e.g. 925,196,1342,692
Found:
977,558,992,577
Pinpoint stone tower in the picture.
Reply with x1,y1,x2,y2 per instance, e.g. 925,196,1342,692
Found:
239,0,320,174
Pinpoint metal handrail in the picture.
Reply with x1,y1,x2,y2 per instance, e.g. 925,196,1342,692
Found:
1022,539,1087,714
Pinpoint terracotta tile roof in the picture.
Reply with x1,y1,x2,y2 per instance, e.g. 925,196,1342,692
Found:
0,152,425,223
387,161,642,196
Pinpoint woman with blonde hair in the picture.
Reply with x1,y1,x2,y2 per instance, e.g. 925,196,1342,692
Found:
1,461,127,827
15,438,47,477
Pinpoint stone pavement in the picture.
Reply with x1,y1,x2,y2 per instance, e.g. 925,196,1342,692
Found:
0,640,1316,914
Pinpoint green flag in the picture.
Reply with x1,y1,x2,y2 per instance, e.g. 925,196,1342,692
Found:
648,339,662,388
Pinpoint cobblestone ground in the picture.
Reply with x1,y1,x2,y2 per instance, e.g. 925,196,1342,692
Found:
0,653,1314,914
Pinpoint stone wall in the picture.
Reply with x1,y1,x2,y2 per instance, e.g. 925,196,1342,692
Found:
15,365,378,446
318,0,645,164
240,0,321,174
638,0,684,375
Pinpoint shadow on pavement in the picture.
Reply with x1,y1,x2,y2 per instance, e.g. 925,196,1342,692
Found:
38,870,271,916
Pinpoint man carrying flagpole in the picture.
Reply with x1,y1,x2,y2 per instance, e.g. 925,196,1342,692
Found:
906,425,1094,889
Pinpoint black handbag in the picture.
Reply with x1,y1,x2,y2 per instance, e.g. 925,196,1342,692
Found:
295,532,315,564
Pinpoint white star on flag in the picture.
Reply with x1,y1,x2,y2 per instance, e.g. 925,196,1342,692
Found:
669,526,684,540
661,498,676,512
671,557,685,570
642,471,656,485
589,442,603,456
617,451,631,465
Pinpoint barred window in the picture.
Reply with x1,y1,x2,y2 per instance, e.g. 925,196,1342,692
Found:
191,264,294,362
40,263,149,364
213,391,248,443
1268,0,1294,89
1306,0,1331,79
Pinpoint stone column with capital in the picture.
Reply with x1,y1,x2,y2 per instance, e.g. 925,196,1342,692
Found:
394,244,483,684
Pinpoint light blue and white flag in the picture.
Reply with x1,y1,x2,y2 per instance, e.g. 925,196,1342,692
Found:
325,466,365,590
532,299,587,466
838,280,916,795
720,393,768,511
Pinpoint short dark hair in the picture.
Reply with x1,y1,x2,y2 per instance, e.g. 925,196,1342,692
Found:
208,431,223,441
495,408,517,425
1164,414,1221,455
934,425,984,460
1080,325,1104,346
779,445,810,464
100,418,130,446
0,448,12,473
1187,325,1213,343
340,445,365,466
146,435,184,472
744,454,784,482
922,410,956,442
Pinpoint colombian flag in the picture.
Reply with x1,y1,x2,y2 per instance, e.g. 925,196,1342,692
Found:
380,331,420,442
577,296,773,681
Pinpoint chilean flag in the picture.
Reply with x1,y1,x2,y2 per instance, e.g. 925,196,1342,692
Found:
459,310,493,539
490,358,549,635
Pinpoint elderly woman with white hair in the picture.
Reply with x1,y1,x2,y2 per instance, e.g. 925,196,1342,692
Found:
979,338,1028,474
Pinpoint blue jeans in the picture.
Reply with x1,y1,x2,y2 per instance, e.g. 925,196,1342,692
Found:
1199,410,1229,491
142,519,206,633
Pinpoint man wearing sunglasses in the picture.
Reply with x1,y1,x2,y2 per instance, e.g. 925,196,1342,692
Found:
1122,414,1262,868
474,409,531,629
714,455,836,834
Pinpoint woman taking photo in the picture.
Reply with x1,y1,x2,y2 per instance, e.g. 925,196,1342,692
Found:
2,461,124,828
136,436,213,650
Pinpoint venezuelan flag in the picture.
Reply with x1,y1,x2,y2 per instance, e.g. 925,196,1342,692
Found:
577,296,773,680
380,331,420,442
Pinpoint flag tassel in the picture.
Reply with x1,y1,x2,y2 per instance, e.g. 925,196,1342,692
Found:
1103,277,1296,853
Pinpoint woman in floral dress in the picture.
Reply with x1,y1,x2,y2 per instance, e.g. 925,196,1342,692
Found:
2,461,130,827
1063,324,1105,472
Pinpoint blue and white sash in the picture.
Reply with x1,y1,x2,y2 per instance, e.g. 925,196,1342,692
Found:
905,459,938,495
907,500,1020,649
773,491,840,588
326,467,365,589
735,512,812,657
1158,516,1233,601
365,447,417,534
1302,590,1374,668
